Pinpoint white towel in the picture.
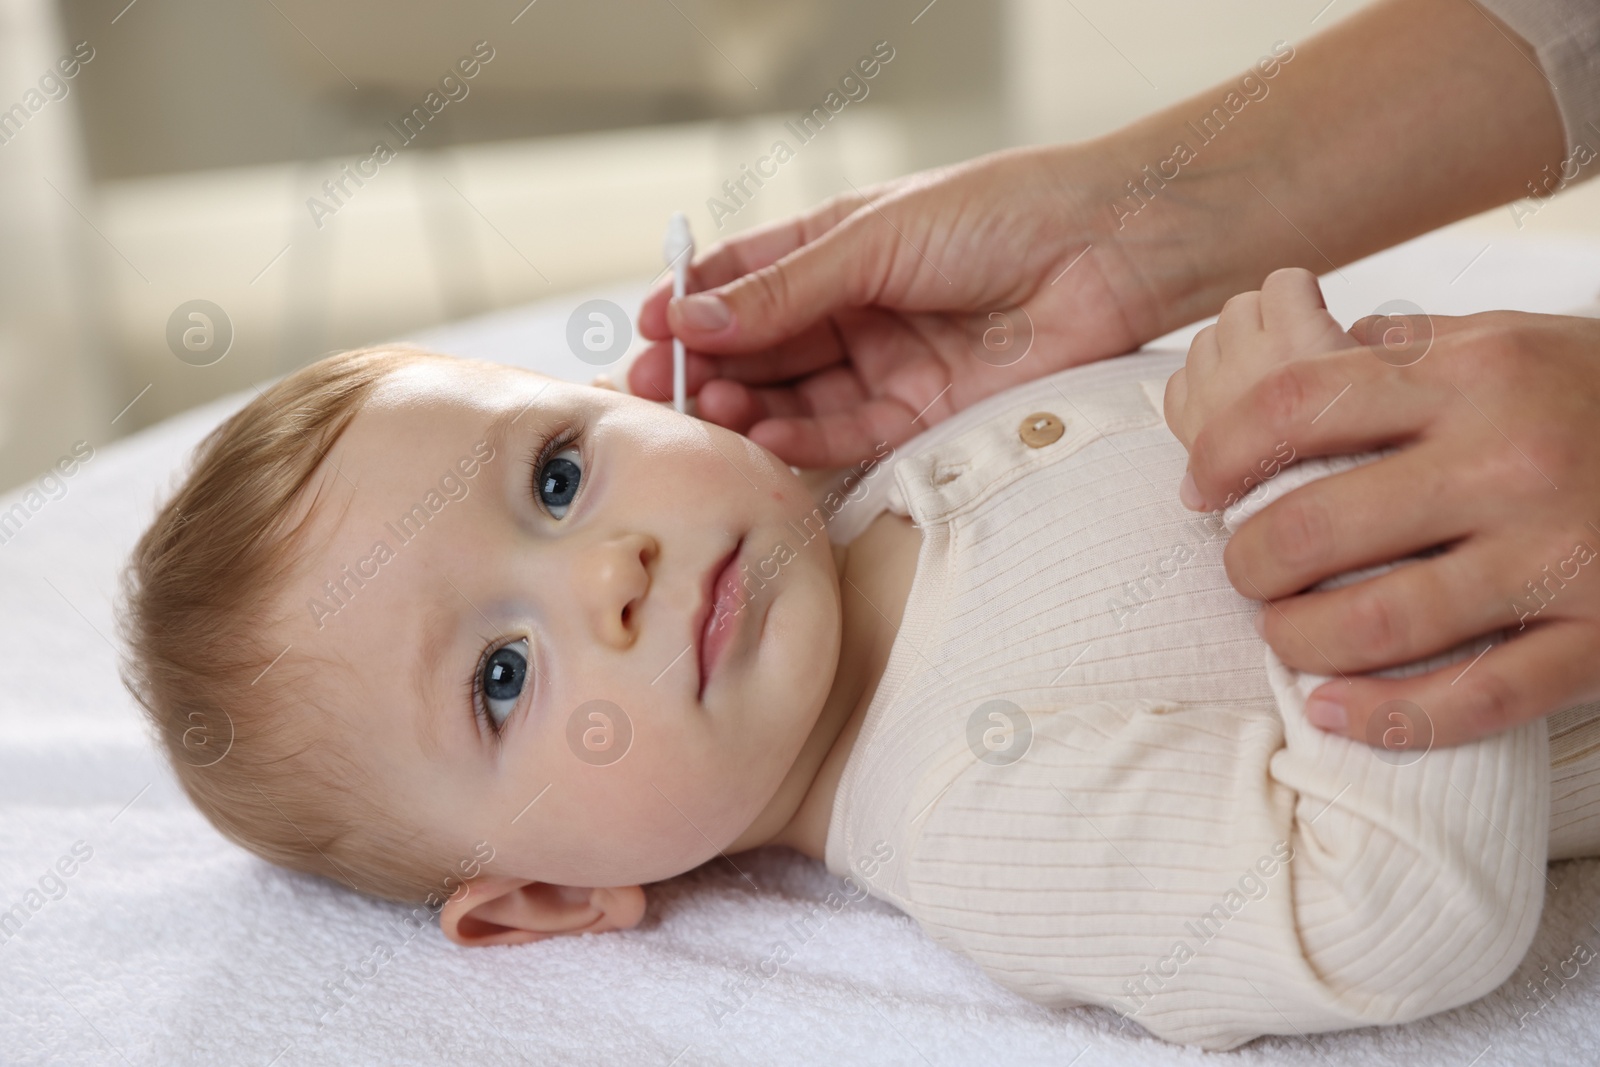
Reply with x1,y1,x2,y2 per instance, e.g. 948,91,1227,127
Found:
4,238,1600,1065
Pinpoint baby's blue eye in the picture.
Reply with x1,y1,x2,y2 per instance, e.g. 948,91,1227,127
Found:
481,638,529,731
538,447,582,518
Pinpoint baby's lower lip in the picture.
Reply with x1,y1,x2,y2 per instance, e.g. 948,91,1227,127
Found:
698,539,745,697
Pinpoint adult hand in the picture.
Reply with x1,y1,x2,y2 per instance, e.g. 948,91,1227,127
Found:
628,145,1179,468
627,0,1566,473
1180,309,1600,746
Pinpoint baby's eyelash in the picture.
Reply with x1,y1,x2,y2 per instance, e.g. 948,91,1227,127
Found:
526,420,584,516
467,643,499,742
466,637,534,741
466,653,498,739
464,420,582,739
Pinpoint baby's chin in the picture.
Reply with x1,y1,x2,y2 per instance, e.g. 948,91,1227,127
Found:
716,526,841,719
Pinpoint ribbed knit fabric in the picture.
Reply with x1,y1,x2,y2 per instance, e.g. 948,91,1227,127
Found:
821,349,1600,1050
1550,700,1600,858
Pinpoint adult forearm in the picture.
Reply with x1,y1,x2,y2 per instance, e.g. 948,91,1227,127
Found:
1097,0,1568,337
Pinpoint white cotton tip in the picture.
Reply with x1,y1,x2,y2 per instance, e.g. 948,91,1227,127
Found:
663,211,695,266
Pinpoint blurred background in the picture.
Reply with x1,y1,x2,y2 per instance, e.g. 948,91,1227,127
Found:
3,0,1598,493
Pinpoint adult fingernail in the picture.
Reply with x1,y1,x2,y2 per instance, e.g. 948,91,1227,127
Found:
675,293,731,332
1305,697,1348,732
1179,471,1204,510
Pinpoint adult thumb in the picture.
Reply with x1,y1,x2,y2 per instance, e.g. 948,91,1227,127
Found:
665,211,880,354
1347,309,1475,348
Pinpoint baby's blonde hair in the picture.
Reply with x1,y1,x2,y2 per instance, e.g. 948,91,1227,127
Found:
117,346,477,907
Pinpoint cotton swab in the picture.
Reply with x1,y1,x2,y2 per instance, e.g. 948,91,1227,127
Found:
662,212,695,414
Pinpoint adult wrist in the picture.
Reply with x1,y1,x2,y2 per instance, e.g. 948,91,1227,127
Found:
1069,0,1568,342
1071,119,1273,343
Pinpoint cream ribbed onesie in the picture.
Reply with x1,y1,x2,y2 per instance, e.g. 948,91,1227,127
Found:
819,348,1600,1050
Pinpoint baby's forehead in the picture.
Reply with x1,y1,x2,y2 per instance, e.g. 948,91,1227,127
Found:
338,359,557,462
274,359,544,593
363,357,537,417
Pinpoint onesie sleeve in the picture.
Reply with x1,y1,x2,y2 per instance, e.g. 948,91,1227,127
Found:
904,686,1550,1049
1476,0,1600,165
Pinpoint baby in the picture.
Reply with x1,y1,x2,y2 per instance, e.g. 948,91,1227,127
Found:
118,267,1600,1050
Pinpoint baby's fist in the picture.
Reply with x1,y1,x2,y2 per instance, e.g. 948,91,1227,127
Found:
1165,267,1354,455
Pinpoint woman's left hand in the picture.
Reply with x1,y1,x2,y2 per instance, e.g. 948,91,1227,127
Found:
1176,306,1600,748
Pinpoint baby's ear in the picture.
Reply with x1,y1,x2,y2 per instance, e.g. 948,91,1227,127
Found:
438,875,646,947
589,374,618,391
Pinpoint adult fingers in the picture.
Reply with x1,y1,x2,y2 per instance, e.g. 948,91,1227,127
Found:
626,345,723,404
1184,348,1440,511
1344,310,1486,355
637,188,882,339
1223,439,1479,599
1301,618,1600,749
658,188,943,357
1254,535,1513,675
631,356,861,438
746,397,922,469
673,361,921,468
694,378,810,436
647,369,863,444
626,319,848,399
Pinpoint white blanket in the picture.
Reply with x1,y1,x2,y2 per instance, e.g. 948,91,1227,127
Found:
4,234,1599,1066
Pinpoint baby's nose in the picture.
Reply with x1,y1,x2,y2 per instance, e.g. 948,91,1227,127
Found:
576,532,656,648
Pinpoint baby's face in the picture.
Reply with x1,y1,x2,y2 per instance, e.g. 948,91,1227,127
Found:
273,357,842,888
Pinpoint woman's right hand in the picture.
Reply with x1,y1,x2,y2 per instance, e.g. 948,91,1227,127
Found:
627,143,1191,468
628,0,1566,473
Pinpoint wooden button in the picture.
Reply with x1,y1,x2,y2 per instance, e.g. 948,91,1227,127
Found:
1018,411,1063,448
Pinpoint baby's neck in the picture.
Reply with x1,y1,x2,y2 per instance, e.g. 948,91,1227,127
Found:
728,508,922,863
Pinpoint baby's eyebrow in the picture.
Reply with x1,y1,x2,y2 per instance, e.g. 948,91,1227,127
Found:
492,382,551,445
408,387,551,763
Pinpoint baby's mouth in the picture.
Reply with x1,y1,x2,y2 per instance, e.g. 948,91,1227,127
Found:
696,534,745,700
